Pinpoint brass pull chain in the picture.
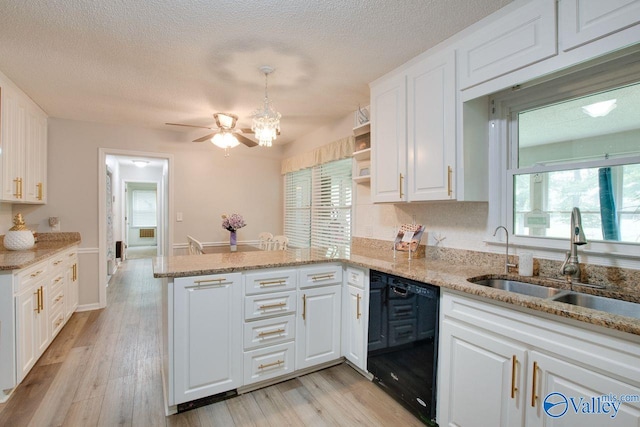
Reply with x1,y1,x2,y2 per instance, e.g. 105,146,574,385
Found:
258,360,284,370
447,166,452,197
258,302,287,310
511,355,518,399
258,328,285,338
302,294,307,320
531,361,538,407
399,173,404,199
356,293,361,320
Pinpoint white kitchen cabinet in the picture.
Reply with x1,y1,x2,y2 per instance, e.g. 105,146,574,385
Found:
371,49,456,202
440,320,527,427
457,0,557,90
173,273,242,404
406,50,456,201
370,72,406,203
296,284,342,370
438,291,640,427
0,73,47,204
559,0,640,51
342,267,369,371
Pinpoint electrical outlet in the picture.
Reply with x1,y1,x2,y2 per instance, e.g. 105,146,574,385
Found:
176,212,183,222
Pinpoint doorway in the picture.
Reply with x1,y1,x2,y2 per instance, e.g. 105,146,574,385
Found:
99,149,173,308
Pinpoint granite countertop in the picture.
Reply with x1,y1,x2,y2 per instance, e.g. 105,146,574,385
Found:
0,232,81,271
153,247,640,338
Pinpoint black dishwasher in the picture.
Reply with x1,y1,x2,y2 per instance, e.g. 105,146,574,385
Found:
367,270,439,426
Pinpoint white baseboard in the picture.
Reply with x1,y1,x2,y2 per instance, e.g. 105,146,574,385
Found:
75,302,104,312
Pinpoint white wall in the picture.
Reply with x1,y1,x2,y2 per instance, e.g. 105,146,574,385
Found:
16,118,284,307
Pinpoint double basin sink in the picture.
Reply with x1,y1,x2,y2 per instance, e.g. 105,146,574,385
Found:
470,278,640,320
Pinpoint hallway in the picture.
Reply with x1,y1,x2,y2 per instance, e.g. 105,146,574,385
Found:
0,259,420,426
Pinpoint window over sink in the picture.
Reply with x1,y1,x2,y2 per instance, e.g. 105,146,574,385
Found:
491,50,640,255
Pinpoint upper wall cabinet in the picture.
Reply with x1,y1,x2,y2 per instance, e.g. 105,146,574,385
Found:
559,0,640,51
0,74,47,204
457,0,557,90
371,50,455,203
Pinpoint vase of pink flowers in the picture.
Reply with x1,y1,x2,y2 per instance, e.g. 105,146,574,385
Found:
222,213,246,252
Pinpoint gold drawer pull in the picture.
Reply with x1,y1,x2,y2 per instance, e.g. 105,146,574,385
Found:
54,276,63,283
259,279,286,286
68,253,76,257
259,302,287,310
258,328,285,338
55,317,64,328
30,270,44,278
311,273,334,281
53,260,63,265
258,360,284,370
194,278,226,285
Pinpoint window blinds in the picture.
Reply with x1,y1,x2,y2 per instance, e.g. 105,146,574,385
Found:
131,190,157,227
284,158,352,251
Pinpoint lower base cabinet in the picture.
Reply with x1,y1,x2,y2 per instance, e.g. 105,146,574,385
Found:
173,273,242,404
438,291,640,427
296,284,342,370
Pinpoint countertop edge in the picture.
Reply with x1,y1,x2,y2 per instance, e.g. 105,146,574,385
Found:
0,240,81,271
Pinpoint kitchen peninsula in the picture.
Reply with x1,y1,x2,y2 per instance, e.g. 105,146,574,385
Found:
154,245,640,424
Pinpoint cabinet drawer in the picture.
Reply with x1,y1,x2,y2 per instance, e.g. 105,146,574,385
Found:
243,341,295,385
50,308,65,338
298,264,343,288
346,267,366,289
16,260,49,292
49,252,67,270
245,291,297,320
243,314,295,350
244,268,297,295
50,272,65,293
49,285,65,314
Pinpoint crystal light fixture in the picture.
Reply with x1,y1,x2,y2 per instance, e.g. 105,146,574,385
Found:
252,66,281,147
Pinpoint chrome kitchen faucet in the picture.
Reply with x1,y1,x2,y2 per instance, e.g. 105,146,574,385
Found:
493,226,517,274
560,207,587,285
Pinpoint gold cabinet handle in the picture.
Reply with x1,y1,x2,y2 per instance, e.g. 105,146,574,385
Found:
195,278,226,285
36,182,43,200
302,294,307,320
13,178,20,198
356,293,361,320
53,260,63,266
311,273,334,282
258,360,284,370
34,289,41,313
511,355,518,399
258,328,285,338
447,166,452,197
399,173,404,199
258,302,287,310
73,264,77,281
259,279,286,287
531,361,538,407
54,276,63,283
40,286,44,311
30,270,44,278
20,178,23,199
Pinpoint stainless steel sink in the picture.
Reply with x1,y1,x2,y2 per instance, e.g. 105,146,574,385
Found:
472,278,564,299
551,292,640,320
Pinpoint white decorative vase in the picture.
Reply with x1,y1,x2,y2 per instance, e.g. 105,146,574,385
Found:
4,230,35,251
4,213,35,251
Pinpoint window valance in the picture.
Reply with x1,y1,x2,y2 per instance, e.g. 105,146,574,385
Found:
281,135,354,174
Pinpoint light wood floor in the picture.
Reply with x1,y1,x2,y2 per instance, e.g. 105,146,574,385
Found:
0,258,422,426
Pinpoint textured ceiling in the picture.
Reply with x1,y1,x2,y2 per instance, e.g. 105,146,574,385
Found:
0,0,510,145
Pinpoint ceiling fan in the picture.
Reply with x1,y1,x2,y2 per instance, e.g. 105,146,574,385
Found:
166,113,258,147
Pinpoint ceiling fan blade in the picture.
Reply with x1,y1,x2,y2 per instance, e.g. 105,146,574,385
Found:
166,122,215,130
239,128,281,135
193,132,217,142
236,134,259,147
